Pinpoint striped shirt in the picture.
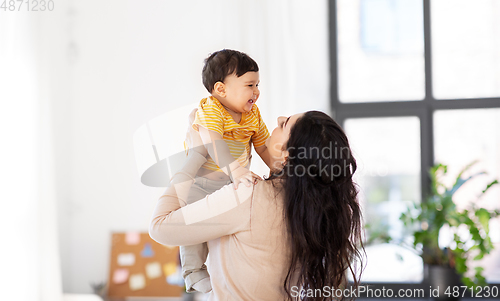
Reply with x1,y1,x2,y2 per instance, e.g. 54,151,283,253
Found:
191,96,270,172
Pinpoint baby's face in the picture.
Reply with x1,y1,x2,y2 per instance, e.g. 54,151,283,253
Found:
222,71,260,113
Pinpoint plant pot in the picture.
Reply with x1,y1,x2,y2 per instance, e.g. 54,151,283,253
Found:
425,264,462,301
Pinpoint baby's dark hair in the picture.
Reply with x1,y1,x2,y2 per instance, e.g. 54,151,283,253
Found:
202,49,259,93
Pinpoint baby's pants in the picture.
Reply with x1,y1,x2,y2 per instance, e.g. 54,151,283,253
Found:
180,176,232,292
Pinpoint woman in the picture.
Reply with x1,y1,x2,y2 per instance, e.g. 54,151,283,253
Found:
149,110,364,300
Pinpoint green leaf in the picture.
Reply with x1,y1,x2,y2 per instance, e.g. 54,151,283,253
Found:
462,276,474,288
482,179,499,195
475,208,491,233
429,163,446,195
414,231,426,245
455,160,478,182
455,256,467,274
449,171,486,195
475,274,487,287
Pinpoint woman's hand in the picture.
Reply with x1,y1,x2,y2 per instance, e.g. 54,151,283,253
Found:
184,108,208,157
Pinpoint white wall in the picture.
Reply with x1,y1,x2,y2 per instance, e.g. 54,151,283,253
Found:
57,0,329,293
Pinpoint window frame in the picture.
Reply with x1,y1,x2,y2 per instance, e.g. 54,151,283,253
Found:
329,0,500,202
329,0,500,288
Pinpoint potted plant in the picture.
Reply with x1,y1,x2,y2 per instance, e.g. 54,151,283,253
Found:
400,161,499,299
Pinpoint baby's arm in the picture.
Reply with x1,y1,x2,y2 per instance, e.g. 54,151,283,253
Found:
251,106,272,170
255,144,272,168
198,126,261,188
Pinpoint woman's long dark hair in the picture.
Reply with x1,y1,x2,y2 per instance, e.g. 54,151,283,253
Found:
267,111,364,300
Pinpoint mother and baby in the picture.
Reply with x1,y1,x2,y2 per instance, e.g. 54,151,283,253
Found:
149,49,364,300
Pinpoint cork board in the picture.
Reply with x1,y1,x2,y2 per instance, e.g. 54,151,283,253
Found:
107,232,182,298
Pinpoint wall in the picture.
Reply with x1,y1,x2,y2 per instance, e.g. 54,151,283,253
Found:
57,0,329,293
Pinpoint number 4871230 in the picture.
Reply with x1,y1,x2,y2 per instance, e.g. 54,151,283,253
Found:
1,0,54,11
444,286,499,298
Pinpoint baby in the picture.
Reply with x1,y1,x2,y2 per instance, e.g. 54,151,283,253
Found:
181,49,272,293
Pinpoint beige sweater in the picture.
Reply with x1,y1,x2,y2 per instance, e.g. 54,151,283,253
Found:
149,152,296,301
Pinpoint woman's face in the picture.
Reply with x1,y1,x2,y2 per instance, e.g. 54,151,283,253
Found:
265,113,304,169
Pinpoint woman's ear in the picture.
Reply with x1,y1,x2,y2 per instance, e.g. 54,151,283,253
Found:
281,150,289,163
213,81,226,98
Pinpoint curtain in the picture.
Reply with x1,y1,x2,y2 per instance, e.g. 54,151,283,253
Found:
0,9,63,301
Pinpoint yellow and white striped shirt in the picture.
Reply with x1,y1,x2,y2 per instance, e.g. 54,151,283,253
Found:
191,96,270,172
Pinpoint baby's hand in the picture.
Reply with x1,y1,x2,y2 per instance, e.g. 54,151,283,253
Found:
231,166,262,189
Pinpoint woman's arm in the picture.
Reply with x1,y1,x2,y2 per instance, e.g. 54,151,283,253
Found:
148,152,254,246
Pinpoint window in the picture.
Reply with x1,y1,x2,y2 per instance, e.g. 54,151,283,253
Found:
432,0,500,99
330,0,500,284
337,0,425,102
345,117,421,244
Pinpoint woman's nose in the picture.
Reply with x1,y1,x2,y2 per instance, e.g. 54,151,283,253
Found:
277,116,286,125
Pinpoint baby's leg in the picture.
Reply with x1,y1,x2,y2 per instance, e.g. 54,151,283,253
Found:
180,181,210,293
180,177,231,293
